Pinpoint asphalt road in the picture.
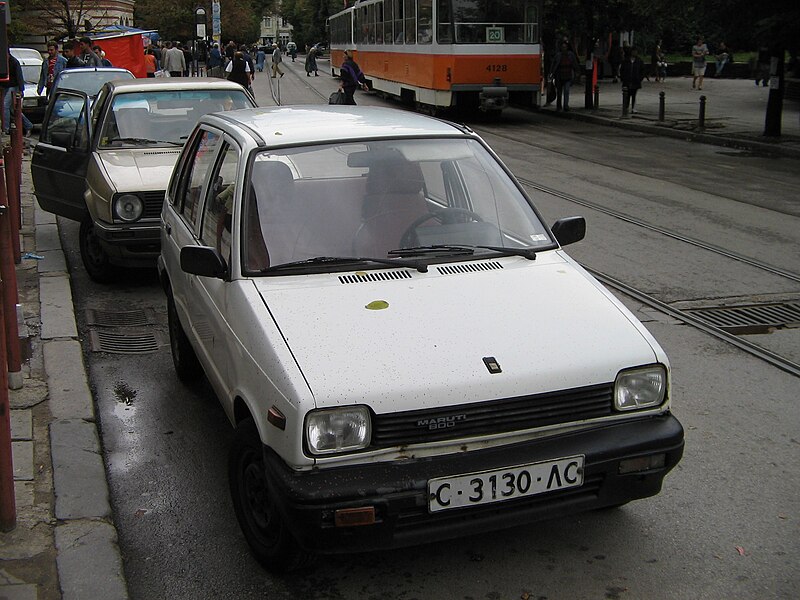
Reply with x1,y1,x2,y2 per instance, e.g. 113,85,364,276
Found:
58,63,800,599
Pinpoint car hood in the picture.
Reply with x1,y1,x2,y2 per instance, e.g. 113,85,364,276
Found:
97,148,182,191
254,254,661,413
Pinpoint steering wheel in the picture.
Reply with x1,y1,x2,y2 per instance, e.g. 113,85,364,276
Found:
399,208,484,249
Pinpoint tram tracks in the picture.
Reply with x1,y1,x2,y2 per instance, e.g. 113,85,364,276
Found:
513,177,800,378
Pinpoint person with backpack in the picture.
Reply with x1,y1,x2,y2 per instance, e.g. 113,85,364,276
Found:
339,49,368,105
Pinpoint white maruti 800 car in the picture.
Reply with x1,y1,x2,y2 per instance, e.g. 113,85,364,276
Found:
159,105,684,571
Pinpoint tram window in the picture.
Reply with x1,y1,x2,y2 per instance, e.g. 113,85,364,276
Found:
436,0,453,44
384,0,394,44
449,0,538,44
404,0,416,44
417,0,433,44
394,0,404,43
377,3,384,43
368,4,375,44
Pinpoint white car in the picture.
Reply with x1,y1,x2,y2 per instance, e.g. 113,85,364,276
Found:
10,47,46,123
159,106,684,571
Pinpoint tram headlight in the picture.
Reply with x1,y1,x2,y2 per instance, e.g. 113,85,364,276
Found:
614,365,667,411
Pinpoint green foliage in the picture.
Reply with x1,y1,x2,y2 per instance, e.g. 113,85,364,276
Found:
135,0,261,44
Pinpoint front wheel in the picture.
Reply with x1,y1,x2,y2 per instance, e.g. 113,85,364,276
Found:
229,419,310,572
79,218,115,283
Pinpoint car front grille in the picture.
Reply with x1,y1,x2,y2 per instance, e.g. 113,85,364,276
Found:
371,383,614,447
141,191,166,220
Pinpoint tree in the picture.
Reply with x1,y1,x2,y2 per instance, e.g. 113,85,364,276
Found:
14,0,113,39
135,0,261,44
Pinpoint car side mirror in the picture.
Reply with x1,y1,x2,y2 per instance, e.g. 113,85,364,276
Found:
180,245,228,279
550,216,586,247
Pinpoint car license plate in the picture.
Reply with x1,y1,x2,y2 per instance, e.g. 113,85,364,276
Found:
428,455,584,513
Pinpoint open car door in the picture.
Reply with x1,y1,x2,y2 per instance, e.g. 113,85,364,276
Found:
31,89,92,222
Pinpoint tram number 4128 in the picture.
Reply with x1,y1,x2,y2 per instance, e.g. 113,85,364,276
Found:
487,65,508,72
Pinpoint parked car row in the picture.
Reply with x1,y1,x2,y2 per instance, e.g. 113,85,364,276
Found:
32,90,684,572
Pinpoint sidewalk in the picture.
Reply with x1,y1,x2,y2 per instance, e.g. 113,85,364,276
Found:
1,69,798,600
1,146,127,600
542,75,800,158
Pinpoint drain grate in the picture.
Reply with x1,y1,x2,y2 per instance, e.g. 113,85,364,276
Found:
685,302,800,334
86,308,155,328
89,330,163,354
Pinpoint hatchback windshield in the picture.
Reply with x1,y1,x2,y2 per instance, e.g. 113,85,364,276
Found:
239,138,551,272
54,69,135,97
99,90,252,147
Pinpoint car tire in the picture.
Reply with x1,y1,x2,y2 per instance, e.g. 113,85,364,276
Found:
229,418,311,572
79,218,116,283
167,291,203,383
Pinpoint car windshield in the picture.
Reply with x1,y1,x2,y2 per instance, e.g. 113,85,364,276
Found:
54,69,135,96
99,89,252,147
242,138,552,273
20,65,40,85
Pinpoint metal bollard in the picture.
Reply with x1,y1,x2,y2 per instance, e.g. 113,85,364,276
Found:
593,84,599,111
621,87,629,117
698,95,707,130
658,91,666,122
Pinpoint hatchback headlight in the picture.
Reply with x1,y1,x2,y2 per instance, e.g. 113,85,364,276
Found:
614,365,667,411
305,407,371,455
114,194,144,222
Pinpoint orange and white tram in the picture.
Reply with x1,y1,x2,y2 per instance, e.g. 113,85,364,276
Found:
328,0,543,113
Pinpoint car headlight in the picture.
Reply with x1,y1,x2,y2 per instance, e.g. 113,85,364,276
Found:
614,365,667,411
305,407,371,455
114,194,144,222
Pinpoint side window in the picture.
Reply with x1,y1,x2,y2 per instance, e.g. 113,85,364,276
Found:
200,143,240,266
41,93,88,149
174,129,222,232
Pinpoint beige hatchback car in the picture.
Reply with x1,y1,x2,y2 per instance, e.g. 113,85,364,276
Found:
31,77,255,281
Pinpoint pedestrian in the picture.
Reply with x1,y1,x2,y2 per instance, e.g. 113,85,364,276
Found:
714,42,730,77
755,43,770,86
255,47,266,72
549,41,578,112
181,43,193,76
271,43,284,78
78,37,103,67
650,44,661,83
1,51,33,135
144,48,158,77
37,41,67,97
305,45,318,76
608,40,622,83
163,41,186,77
691,36,708,90
239,45,255,89
655,41,668,82
62,40,84,68
93,45,113,67
225,51,252,89
620,47,645,114
339,49,369,105
207,43,223,77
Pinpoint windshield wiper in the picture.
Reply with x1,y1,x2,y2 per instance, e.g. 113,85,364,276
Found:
389,245,536,260
114,137,158,145
261,255,428,274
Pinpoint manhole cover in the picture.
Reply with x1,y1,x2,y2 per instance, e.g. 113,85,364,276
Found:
89,330,163,354
86,308,156,328
685,302,800,334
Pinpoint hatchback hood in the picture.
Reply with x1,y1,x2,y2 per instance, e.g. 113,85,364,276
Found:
255,255,660,413
97,148,182,190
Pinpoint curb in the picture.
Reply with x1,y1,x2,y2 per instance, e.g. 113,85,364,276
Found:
541,108,800,160
34,198,129,598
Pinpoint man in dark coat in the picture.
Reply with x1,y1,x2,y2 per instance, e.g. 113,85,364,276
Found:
620,47,645,114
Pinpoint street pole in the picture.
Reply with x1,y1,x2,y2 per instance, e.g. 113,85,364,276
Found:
763,43,784,137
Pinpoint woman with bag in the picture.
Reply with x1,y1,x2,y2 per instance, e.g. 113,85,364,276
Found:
339,49,369,105
226,51,252,90
305,46,318,77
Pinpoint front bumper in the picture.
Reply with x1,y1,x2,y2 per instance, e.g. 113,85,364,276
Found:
93,219,161,265
263,414,684,553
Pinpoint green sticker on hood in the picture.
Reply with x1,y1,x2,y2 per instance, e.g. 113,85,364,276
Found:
365,300,389,310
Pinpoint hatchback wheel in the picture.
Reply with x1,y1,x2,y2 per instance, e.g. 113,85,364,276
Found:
79,218,115,283
229,419,310,572
167,291,203,383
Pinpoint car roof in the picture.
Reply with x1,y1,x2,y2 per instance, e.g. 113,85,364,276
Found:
206,106,469,147
107,77,250,94
10,47,43,64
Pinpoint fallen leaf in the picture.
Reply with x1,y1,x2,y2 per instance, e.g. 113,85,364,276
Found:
135,509,147,518
735,546,745,556
521,593,531,600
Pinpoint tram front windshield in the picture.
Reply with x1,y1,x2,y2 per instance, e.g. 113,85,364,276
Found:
439,0,538,44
